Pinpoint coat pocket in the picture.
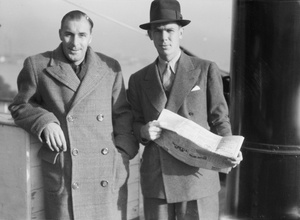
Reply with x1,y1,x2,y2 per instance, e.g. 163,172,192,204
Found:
38,145,60,164
39,146,65,194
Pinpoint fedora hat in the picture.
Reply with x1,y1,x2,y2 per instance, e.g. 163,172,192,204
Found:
140,0,191,30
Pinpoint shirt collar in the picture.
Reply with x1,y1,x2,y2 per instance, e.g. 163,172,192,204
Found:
157,51,182,74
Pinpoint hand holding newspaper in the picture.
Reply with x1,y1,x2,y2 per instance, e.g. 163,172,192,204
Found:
154,109,244,173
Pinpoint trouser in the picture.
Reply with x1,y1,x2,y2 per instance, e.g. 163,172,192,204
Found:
143,194,219,220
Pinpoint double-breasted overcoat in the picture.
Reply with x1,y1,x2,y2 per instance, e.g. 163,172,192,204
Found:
10,45,138,219
127,52,231,203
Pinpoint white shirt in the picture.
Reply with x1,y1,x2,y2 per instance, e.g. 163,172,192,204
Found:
157,51,182,77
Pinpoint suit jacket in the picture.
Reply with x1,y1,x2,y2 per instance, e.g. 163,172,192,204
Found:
9,45,138,220
127,52,231,203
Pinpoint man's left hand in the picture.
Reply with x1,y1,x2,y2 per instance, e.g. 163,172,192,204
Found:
227,151,243,168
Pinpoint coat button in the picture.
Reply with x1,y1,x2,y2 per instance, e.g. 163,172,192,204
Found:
97,114,104,122
67,115,74,122
101,148,109,155
101,180,108,187
188,112,194,116
72,182,79,190
72,148,79,156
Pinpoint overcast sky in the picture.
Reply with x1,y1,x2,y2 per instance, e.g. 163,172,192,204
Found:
0,0,233,90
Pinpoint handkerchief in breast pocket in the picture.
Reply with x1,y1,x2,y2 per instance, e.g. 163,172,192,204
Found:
191,85,201,91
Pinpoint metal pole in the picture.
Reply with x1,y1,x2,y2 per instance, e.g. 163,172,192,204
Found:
225,0,300,219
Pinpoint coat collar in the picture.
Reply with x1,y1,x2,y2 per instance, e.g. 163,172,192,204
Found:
46,44,109,109
70,47,109,109
142,52,200,114
141,59,167,113
46,44,80,92
166,52,199,112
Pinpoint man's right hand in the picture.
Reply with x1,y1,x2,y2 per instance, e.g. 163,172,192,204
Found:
42,123,67,152
140,120,162,141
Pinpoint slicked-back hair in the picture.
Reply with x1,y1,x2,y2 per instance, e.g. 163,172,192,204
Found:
61,10,94,32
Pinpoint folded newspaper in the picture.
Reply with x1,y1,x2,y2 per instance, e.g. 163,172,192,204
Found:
154,109,244,173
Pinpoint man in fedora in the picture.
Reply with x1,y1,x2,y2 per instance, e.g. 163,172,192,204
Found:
127,0,242,219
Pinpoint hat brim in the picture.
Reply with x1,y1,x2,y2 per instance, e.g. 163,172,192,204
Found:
139,19,191,30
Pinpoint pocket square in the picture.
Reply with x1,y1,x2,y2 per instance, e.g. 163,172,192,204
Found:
191,85,201,91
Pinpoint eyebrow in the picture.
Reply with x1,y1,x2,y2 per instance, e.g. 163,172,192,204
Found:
153,25,177,31
62,30,89,35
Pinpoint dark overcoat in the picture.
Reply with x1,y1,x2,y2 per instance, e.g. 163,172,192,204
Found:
127,52,231,203
10,45,138,219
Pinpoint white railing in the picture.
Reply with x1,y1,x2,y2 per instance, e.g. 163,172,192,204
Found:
0,113,141,220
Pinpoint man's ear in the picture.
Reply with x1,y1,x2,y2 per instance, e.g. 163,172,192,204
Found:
89,35,93,44
147,30,153,40
59,29,63,41
179,27,184,39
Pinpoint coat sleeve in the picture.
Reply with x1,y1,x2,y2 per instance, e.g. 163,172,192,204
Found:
127,74,148,144
111,64,139,159
9,57,59,141
206,62,232,136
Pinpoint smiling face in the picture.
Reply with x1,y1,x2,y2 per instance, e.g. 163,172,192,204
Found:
59,16,92,65
148,22,183,61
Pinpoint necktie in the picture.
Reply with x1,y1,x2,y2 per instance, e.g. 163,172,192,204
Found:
162,63,173,91
72,64,84,80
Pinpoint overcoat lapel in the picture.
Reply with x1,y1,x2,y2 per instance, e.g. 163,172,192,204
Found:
166,53,200,113
46,45,80,92
141,61,167,113
70,48,109,110
45,46,109,111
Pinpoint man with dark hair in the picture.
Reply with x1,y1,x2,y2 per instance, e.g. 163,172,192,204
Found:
127,0,242,219
61,10,94,32
9,10,138,220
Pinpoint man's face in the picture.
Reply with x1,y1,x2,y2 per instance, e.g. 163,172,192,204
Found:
149,22,183,61
59,17,92,65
